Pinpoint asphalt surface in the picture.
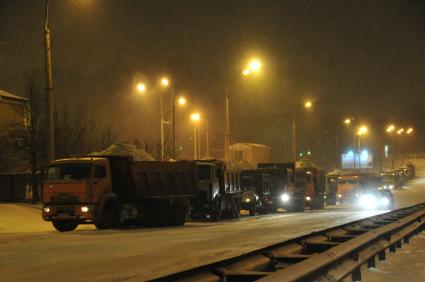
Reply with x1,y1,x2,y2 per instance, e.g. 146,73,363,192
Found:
1,178,425,281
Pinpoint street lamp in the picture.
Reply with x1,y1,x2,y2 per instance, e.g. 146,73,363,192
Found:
191,113,201,159
136,83,146,93
177,96,187,106
44,0,54,161
224,58,263,161
304,100,313,109
344,118,352,125
386,124,395,133
356,125,368,168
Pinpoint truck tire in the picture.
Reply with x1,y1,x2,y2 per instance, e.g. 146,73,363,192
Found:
213,200,222,221
233,200,241,218
52,220,78,232
95,202,120,230
170,204,187,226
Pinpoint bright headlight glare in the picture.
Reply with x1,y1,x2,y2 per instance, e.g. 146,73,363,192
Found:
81,206,89,213
305,196,311,201
358,194,378,210
43,207,50,213
281,193,290,202
337,194,342,198
245,198,251,203
380,197,390,206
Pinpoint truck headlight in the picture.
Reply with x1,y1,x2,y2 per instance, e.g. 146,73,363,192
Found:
245,198,251,203
380,197,390,207
305,196,311,201
337,194,342,198
43,207,50,213
358,194,377,210
281,193,290,202
81,206,89,213
389,185,394,189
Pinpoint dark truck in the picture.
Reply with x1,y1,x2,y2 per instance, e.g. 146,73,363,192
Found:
42,156,242,232
240,163,307,213
302,166,327,209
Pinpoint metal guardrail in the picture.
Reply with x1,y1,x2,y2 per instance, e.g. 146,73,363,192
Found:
150,203,425,282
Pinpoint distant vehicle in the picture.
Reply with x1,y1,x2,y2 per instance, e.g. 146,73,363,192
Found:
379,171,401,190
335,175,362,203
356,187,395,210
42,156,242,232
241,162,308,213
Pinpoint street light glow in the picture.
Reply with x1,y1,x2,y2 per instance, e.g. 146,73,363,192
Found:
357,126,368,136
242,69,251,76
136,83,146,93
407,128,413,134
304,101,312,108
191,112,200,121
178,96,187,106
160,77,169,87
397,128,404,135
248,59,262,72
386,124,395,133
344,118,352,125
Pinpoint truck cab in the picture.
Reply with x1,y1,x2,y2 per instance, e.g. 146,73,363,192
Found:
42,157,111,231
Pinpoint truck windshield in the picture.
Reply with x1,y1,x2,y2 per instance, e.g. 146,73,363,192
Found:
47,164,92,180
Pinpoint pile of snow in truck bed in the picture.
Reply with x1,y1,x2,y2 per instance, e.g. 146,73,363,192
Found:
92,142,155,161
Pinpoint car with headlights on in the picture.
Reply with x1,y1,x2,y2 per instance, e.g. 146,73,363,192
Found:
356,188,395,210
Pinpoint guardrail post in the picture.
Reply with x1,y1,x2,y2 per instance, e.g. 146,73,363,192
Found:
395,240,402,248
367,256,376,268
351,251,361,281
404,234,410,243
389,244,396,252
378,250,386,261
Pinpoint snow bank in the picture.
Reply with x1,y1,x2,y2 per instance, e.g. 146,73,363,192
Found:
91,142,154,161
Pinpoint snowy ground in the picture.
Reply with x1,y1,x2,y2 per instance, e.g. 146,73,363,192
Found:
1,178,425,281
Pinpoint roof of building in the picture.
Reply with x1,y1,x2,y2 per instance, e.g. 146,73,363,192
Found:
0,89,27,102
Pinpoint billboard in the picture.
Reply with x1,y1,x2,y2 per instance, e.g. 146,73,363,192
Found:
341,150,373,169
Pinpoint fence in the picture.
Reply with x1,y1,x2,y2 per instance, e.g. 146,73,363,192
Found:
0,173,41,202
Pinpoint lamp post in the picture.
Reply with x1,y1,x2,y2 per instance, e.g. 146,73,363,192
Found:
224,58,262,161
44,0,55,161
290,100,313,162
356,126,368,169
191,113,201,159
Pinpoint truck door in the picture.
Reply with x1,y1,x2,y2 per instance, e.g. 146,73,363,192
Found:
92,164,111,203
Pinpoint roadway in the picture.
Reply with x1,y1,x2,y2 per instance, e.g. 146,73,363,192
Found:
1,178,425,281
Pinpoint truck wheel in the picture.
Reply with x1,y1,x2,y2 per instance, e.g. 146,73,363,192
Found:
95,202,120,230
233,200,241,218
170,205,187,226
155,208,171,227
52,220,78,232
213,200,222,221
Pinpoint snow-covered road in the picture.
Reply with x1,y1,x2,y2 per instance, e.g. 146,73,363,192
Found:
1,179,424,281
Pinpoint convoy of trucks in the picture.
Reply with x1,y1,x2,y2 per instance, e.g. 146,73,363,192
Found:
41,155,413,232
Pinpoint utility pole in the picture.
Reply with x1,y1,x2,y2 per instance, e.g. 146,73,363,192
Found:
206,121,210,158
44,0,55,161
171,87,176,160
159,93,164,161
291,113,296,162
224,85,230,161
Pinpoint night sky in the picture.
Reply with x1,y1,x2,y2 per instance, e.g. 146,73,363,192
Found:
1,0,424,162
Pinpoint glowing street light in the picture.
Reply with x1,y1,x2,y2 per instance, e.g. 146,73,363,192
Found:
191,112,200,121
304,101,313,109
248,59,262,72
242,69,250,76
136,83,146,93
357,126,368,136
344,118,352,125
397,128,404,135
160,77,169,87
407,127,414,134
178,96,187,106
386,124,395,133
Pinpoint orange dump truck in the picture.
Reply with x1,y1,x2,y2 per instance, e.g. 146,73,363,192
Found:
42,156,198,231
